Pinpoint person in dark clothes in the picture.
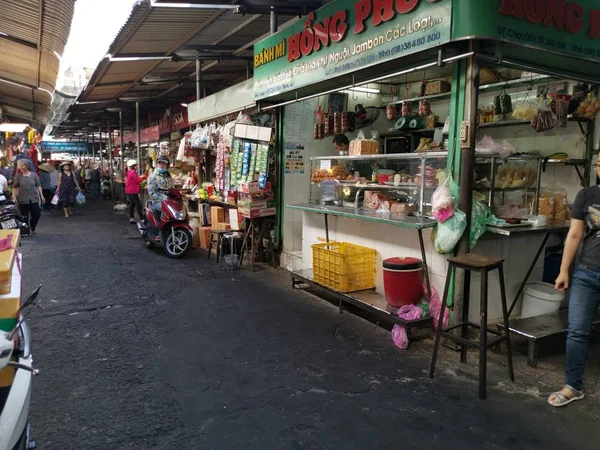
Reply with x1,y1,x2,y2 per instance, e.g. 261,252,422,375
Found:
548,159,600,407
12,160,45,235
39,168,54,209
56,161,81,218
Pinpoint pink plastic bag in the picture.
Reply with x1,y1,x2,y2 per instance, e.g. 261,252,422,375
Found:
425,283,449,330
391,325,409,349
431,174,455,223
397,304,423,321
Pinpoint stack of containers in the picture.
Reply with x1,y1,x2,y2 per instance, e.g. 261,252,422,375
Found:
0,229,22,388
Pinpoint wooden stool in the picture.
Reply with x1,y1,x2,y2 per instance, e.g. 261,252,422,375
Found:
207,230,232,262
429,253,514,399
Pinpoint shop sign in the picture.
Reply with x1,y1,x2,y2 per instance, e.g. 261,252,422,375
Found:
453,0,600,62
41,141,88,152
253,0,452,100
113,126,160,146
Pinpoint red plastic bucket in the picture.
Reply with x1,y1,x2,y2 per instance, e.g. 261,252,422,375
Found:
383,257,424,307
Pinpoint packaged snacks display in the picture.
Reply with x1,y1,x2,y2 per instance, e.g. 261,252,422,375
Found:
311,165,348,183
494,163,538,189
576,92,600,119
531,97,557,132
539,183,568,226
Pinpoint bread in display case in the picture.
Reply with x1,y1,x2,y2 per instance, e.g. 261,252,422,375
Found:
308,153,544,219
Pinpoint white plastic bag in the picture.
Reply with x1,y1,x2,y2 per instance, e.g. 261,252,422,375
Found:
51,194,59,205
434,209,467,254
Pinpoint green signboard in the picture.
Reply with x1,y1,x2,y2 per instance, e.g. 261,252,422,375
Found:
452,0,600,62
253,0,452,100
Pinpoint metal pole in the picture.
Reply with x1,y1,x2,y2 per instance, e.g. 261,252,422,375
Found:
119,110,125,201
454,43,480,332
91,131,95,169
108,119,114,200
136,102,141,170
270,7,278,34
196,57,201,101
98,126,102,167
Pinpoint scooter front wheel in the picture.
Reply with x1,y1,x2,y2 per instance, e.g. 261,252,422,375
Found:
162,228,192,258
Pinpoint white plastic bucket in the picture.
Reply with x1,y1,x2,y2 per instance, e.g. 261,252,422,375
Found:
520,282,564,319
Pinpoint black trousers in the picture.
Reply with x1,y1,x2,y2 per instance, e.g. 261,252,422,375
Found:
127,193,144,220
42,189,54,209
19,201,41,232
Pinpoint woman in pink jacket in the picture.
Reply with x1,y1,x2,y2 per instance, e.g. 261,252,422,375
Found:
125,159,144,223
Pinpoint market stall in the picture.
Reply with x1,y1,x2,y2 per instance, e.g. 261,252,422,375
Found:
252,0,600,349
185,80,280,268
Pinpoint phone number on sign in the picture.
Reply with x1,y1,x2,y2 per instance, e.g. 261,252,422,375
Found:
326,31,442,77
497,26,600,58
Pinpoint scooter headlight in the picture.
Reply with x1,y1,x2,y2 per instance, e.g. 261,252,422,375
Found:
174,211,185,221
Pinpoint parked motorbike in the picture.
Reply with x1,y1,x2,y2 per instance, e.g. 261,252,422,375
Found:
0,194,29,236
0,285,42,450
137,188,193,258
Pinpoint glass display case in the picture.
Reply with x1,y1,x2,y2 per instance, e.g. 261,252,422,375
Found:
309,152,448,217
308,152,543,219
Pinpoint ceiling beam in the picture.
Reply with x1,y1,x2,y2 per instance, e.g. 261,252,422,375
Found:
194,14,300,77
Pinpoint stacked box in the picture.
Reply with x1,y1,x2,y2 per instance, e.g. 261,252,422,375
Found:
0,252,22,388
199,227,212,249
238,206,277,219
210,206,225,227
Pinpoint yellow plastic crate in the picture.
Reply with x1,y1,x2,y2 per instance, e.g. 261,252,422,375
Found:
312,242,376,293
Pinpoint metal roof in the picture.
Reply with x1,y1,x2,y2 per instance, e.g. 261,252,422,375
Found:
0,0,75,126
53,0,323,137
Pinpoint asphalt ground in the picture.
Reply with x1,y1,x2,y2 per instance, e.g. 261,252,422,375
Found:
18,199,597,449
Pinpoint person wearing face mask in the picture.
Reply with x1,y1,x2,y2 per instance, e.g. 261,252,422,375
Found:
147,155,173,216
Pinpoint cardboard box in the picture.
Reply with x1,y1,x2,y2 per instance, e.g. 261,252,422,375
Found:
210,206,225,226
425,79,451,95
237,199,276,209
215,222,231,231
0,255,22,333
199,226,212,249
238,206,277,219
238,181,272,194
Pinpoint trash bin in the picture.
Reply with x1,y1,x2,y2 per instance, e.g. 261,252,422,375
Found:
520,282,564,318
383,257,423,308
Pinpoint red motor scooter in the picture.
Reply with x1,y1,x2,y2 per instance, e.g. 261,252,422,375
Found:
137,188,193,258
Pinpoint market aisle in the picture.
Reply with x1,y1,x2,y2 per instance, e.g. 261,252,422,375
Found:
18,200,597,449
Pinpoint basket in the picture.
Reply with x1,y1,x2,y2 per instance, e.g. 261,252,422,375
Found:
312,242,376,292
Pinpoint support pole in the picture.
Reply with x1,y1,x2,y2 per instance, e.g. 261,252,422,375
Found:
196,57,201,101
91,131,95,168
120,110,125,201
98,126,102,167
108,119,114,200
270,7,278,34
454,43,481,330
136,101,141,170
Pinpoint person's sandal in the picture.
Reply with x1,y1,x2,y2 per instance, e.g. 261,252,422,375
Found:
548,385,584,407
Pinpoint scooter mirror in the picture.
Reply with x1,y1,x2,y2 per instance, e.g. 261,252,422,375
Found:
8,285,42,341
0,332,14,370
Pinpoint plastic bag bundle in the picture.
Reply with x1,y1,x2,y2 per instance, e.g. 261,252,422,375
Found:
75,192,86,205
470,200,492,250
426,283,449,331
392,325,409,349
431,174,455,223
433,209,467,254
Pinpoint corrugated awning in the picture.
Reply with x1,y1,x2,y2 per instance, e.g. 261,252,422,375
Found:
0,0,75,126
53,0,317,137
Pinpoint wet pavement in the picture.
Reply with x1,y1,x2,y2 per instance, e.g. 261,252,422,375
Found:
19,199,598,449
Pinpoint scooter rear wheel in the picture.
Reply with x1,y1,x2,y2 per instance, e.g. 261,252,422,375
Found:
162,228,192,259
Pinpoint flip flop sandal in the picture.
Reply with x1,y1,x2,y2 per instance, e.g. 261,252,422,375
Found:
548,386,584,407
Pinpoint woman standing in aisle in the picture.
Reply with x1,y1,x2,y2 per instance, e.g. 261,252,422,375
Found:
56,161,81,218
12,160,44,235
548,159,600,407
125,159,143,223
